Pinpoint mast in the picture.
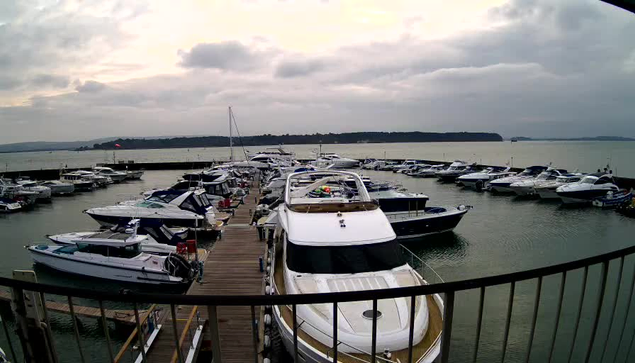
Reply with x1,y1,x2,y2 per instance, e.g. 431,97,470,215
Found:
229,106,234,162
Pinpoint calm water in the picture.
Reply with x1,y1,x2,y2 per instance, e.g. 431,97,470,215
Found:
1,141,635,177
1,165,634,361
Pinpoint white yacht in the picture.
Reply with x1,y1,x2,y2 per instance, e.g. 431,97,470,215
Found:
93,166,128,183
27,237,195,286
534,174,585,199
412,164,445,178
457,167,516,190
509,168,568,197
85,190,216,230
435,161,473,182
14,180,52,201
0,180,39,206
487,166,548,193
0,198,22,213
125,169,145,180
60,172,96,191
556,173,620,204
39,180,75,195
271,171,443,363
311,153,360,169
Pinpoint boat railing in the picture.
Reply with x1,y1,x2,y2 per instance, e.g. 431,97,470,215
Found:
400,244,445,285
2,242,635,363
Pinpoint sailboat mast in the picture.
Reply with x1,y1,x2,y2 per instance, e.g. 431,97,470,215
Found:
229,106,234,162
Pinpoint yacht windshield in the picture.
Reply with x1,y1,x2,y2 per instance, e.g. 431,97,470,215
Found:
147,193,181,203
581,177,597,184
286,240,406,274
136,201,164,208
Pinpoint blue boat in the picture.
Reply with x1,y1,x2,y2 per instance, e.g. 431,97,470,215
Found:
592,190,633,208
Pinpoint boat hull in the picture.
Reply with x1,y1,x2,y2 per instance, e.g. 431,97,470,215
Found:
535,187,559,199
28,248,185,285
387,207,469,239
557,190,613,204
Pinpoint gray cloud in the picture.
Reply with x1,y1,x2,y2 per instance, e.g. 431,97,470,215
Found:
178,41,271,71
31,74,70,88
1,0,635,143
75,80,107,93
275,57,327,78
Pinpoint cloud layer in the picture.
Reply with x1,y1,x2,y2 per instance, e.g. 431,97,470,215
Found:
1,0,634,143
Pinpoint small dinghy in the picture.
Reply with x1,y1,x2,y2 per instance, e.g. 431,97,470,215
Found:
387,205,471,239
592,190,633,209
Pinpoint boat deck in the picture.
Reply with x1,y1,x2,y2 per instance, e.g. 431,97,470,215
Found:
145,191,266,363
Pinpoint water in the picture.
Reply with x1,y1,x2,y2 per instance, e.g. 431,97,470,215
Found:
1,141,634,177
0,152,635,361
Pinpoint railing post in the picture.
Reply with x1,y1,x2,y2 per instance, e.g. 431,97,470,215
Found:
599,256,625,362
293,304,299,362
408,295,416,363
371,299,378,363
440,291,455,363
472,287,485,363
525,276,543,363
332,302,338,363
614,258,635,363
567,266,589,363
99,300,115,363
10,286,37,362
584,261,609,363
208,305,222,363
548,272,567,363
501,281,516,363
67,297,86,363
170,304,184,363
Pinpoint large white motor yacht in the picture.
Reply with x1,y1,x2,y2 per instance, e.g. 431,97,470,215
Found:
271,171,443,363
534,174,584,199
556,173,620,204
457,167,516,190
16,180,52,201
487,166,548,193
509,168,568,197
39,180,75,195
85,190,216,229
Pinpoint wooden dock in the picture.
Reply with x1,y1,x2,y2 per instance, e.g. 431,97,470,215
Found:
145,190,266,363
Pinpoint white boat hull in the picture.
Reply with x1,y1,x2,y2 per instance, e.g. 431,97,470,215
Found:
29,248,184,285
536,188,559,199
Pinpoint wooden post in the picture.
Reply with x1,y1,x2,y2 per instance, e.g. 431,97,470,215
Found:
207,306,222,363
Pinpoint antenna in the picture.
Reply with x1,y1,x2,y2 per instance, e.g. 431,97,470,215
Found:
228,106,234,162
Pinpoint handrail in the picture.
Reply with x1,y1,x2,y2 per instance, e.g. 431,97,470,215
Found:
171,306,199,363
113,304,157,363
2,244,635,306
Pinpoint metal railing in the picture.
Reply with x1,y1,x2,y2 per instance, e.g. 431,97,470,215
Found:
1,243,635,362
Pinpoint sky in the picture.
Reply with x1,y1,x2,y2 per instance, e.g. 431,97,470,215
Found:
0,0,634,144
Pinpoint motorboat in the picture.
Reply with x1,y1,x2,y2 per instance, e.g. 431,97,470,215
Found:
76,170,112,187
556,173,620,204
311,153,360,169
271,170,444,363
125,169,145,180
0,180,38,207
248,146,295,161
388,205,471,239
378,161,400,171
60,172,96,191
368,188,430,213
27,238,196,286
0,197,21,213
509,168,568,197
435,161,475,182
457,167,516,191
412,164,445,178
47,219,187,255
534,174,584,199
39,180,75,195
592,190,633,208
93,166,128,183
85,190,217,230
392,160,420,173
404,164,431,176
487,165,548,193
16,180,52,201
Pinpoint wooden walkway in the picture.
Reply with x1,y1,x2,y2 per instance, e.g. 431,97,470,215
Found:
146,191,266,363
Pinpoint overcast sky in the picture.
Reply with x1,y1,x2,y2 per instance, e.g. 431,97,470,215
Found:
0,0,633,143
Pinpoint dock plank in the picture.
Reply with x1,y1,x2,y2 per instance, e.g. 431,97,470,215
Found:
146,182,266,363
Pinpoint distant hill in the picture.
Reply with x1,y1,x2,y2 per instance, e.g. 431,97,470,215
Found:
509,136,635,141
90,132,503,150
0,137,120,153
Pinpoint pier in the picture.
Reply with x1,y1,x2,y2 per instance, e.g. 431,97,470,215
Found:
144,184,266,362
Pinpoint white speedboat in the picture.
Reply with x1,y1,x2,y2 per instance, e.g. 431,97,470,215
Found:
0,197,22,213
76,170,112,187
556,173,620,204
534,174,584,199
435,161,474,182
85,190,216,229
16,180,52,201
392,160,420,173
27,238,195,286
458,167,516,190
126,169,145,180
487,166,548,193
0,180,38,206
271,170,443,363
311,153,360,169
94,167,128,183
39,180,75,195
509,168,568,197
412,164,445,178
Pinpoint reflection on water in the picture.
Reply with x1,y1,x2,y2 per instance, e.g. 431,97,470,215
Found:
402,232,469,266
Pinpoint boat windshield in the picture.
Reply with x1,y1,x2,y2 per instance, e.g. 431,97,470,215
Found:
147,193,181,204
286,239,406,274
136,201,165,208
581,176,598,184
76,243,141,258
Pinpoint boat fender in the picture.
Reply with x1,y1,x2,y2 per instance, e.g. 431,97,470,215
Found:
266,265,271,274
264,335,271,348
263,358,271,363
383,349,392,359
259,256,264,272
265,285,272,295
264,314,272,326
